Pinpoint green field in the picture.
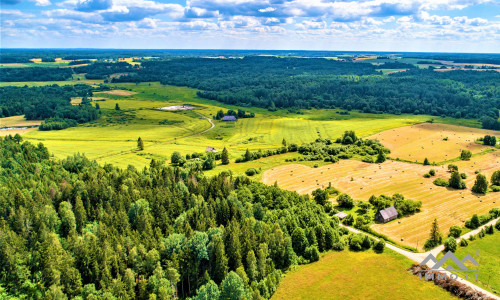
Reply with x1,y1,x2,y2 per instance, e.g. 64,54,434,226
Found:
1,81,483,172
272,249,455,300
442,233,500,295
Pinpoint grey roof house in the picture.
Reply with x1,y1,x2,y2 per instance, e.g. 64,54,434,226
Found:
375,206,398,223
222,115,237,121
335,212,348,220
206,147,218,152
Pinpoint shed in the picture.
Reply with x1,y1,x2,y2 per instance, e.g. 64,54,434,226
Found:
222,115,237,121
206,147,218,153
375,206,398,223
335,212,348,220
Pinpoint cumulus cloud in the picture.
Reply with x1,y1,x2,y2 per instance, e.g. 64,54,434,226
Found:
76,0,112,12
1,9,35,17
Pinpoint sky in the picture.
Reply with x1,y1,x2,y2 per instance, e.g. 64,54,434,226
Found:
1,0,499,52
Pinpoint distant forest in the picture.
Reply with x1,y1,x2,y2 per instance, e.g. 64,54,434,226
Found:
0,85,103,129
1,54,500,129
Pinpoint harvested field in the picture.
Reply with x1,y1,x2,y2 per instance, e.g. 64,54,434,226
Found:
262,151,500,250
0,115,42,136
95,89,136,96
369,123,499,163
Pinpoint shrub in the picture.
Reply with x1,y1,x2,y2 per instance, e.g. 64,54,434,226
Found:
444,237,457,252
460,150,472,160
342,214,354,226
245,168,257,176
491,185,500,192
447,164,458,172
424,239,437,250
373,240,385,253
336,193,354,209
304,246,320,262
495,220,500,231
448,225,462,238
459,239,468,247
349,234,363,251
424,173,431,178
460,173,467,179
486,225,494,234
491,170,500,186
433,178,449,187
429,169,436,176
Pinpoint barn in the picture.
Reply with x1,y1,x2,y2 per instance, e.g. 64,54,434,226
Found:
375,206,398,223
222,115,237,121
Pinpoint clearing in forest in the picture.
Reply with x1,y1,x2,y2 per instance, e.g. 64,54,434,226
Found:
262,151,500,250
369,122,499,163
95,89,137,96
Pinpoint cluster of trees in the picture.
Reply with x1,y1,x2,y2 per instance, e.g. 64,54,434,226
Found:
481,135,498,146
0,135,365,299
297,134,390,163
465,208,500,229
0,85,103,129
76,62,139,80
0,67,74,82
214,109,255,120
368,194,422,217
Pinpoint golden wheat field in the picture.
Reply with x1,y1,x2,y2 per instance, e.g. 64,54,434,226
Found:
369,123,498,163
262,151,500,250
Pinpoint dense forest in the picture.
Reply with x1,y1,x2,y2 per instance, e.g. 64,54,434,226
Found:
84,57,500,122
0,135,364,299
0,85,103,129
0,67,74,82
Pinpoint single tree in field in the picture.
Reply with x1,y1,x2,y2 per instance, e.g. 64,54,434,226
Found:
484,135,491,145
376,150,386,163
447,164,458,172
282,138,287,147
244,149,252,162
460,150,472,160
491,170,500,186
424,218,443,249
95,103,100,110
423,157,430,165
221,147,229,165
449,171,466,189
115,103,121,111
471,173,488,194
137,137,144,151
490,136,497,146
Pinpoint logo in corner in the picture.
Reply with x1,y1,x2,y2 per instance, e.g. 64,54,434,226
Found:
417,251,480,281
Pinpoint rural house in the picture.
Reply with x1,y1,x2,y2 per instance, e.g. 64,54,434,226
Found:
206,147,218,152
375,206,398,223
335,212,348,220
222,115,237,121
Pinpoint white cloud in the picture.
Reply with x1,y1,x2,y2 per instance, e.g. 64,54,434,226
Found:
0,9,35,17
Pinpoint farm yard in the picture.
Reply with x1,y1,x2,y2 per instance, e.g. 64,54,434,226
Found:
262,150,500,250
271,249,455,300
369,122,499,163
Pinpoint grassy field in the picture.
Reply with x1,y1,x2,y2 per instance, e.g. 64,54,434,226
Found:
272,249,455,300
442,233,500,295
0,81,482,170
262,150,500,250
369,122,499,163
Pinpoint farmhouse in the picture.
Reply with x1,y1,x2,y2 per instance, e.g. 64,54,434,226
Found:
335,212,348,220
375,206,398,223
222,115,237,121
206,147,218,153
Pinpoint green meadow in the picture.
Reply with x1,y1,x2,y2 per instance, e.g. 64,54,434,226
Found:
272,249,455,300
2,80,480,171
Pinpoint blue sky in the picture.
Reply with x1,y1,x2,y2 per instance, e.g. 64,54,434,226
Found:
1,0,499,52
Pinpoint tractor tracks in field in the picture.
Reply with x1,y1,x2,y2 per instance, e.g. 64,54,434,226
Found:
94,112,215,161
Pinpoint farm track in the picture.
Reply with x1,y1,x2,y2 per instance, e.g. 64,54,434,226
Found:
342,217,500,300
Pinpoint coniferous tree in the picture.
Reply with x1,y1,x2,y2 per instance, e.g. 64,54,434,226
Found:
221,147,229,165
423,158,430,165
244,149,252,162
115,103,120,110
137,137,144,151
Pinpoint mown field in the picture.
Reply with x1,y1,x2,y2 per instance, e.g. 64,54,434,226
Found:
262,150,500,250
1,81,484,170
442,233,500,295
272,249,455,300
369,122,499,163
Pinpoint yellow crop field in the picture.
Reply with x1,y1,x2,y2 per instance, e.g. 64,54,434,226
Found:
369,123,499,163
262,151,500,250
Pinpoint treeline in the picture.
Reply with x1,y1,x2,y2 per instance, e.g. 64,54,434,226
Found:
76,62,139,79
0,84,104,129
79,56,499,122
214,109,255,120
0,67,74,82
0,135,363,299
